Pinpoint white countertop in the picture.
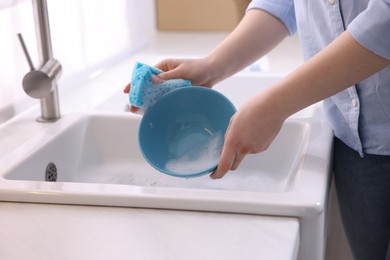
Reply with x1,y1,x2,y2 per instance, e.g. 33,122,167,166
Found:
0,32,304,260
0,202,299,260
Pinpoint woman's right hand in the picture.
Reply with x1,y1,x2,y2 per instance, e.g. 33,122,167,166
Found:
123,83,139,113
123,57,218,113
153,57,217,88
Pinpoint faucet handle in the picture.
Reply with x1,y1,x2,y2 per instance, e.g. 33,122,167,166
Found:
17,33,62,99
17,33,35,71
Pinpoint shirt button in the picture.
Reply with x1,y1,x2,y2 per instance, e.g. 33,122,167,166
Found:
351,99,358,107
329,0,336,3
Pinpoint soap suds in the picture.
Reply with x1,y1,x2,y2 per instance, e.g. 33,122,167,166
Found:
164,132,222,175
75,159,290,193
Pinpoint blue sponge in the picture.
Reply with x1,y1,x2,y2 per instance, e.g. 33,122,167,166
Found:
129,62,192,110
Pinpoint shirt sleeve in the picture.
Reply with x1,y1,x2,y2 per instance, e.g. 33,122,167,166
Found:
348,0,390,60
246,0,297,36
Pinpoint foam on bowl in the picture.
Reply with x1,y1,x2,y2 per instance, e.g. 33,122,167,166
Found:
164,131,222,175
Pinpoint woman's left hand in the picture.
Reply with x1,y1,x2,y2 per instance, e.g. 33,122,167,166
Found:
211,91,286,179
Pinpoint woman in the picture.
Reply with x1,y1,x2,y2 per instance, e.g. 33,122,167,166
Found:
125,1,390,258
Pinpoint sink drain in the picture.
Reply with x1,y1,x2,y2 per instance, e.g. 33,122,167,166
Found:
45,162,58,182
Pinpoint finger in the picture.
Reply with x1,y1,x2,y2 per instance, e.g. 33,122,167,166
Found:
157,62,188,81
224,115,235,139
210,142,236,179
154,58,179,71
153,60,168,71
129,105,139,113
231,152,246,170
130,105,145,116
158,70,182,81
151,74,164,84
123,83,130,93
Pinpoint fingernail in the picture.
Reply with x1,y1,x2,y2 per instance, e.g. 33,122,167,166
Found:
209,172,218,179
151,74,163,83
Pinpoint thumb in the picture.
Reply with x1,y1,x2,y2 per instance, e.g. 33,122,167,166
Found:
158,69,184,81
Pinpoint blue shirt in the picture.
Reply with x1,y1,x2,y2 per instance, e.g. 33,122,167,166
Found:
247,0,390,156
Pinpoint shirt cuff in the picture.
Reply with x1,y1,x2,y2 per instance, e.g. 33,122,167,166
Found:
348,0,390,60
246,0,297,36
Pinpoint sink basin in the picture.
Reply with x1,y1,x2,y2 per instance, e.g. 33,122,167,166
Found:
4,114,306,193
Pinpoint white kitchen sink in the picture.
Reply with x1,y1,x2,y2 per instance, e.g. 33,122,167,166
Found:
0,109,332,218
0,72,333,260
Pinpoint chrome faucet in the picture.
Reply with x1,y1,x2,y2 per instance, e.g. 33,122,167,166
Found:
18,0,62,122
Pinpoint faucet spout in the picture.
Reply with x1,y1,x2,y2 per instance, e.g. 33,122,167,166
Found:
33,0,61,122
19,0,62,122
33,0,53,62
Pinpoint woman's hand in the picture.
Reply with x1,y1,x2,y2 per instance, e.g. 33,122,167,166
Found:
153,58,217,87
210,90,286,179
123,83,138,113
123,58,216,112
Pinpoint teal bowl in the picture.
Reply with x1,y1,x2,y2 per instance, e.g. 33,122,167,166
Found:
138,86,236,178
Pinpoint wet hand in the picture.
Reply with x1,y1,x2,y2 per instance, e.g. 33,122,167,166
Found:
154,58,215,87
210,91,286,179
